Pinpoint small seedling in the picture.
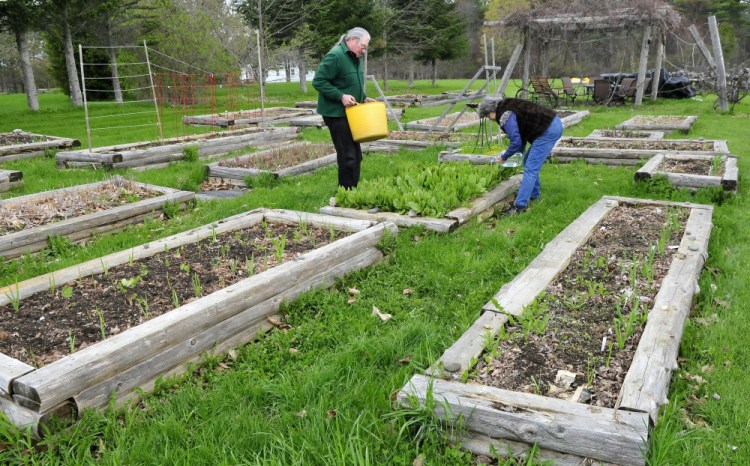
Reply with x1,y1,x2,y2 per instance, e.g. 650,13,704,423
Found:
97,309,107,339
586,358,596,386
211,226,218,243
49,276,56,295
139,264,149,277
100,259,109,277
192,273,202,297
245,255,255,276
179,263,191,274
5,282,21,313
271,235,287,263
329,225,336,242
136,296,150,319
171,289,180,308
61,286,73,299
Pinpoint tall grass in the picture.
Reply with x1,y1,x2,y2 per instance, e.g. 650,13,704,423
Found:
0,82,748,465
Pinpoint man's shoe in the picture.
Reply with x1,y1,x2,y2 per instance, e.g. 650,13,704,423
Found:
501,204,527,216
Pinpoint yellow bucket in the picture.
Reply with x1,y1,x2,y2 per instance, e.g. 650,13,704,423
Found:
345,102,389,142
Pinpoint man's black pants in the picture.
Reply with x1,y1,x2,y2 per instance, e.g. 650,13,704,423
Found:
323,116,362,189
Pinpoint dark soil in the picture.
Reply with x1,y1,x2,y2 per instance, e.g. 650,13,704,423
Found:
558,138,713,151
0,132,54,146
219,143,334,170
0,222,344,367
659,157,724,177
472,204,687,408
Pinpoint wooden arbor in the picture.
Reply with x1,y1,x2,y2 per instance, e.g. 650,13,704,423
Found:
484,2,682,106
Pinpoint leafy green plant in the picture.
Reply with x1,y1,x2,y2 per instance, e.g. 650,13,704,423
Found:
47,234,74,258
61,286,73,299
244,172,277,189
182,145,199,163
161,200,180,219
335,162,510,217
245,255,255,276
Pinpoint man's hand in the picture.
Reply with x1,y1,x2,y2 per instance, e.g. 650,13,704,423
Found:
341,94,357,107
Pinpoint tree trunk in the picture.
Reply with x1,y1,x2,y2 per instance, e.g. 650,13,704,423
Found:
285,60,291,83
107,22,123,103
431,59,437,86
15,28,39,111
298,47,308,93
62,7,83,106
408,56,415,88
383,50,389,92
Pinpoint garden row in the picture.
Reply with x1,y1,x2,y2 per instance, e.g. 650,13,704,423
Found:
0,107,728,465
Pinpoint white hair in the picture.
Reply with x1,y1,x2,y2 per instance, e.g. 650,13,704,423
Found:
344,27,370,42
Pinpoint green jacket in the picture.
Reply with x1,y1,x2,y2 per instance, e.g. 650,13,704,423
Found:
313,41,367,118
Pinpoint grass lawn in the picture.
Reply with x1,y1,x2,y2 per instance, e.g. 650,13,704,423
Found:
1,80,749,465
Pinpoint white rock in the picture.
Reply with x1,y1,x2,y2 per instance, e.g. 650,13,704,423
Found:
554,370,577,390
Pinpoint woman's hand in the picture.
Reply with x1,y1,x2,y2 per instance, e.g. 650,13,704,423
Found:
341,94,357,107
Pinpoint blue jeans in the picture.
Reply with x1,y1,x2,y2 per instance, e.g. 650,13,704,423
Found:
515,116,563,208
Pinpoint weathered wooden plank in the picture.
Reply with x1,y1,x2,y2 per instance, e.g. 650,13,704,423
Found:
262,209,375,232
1,396,46,436
276,154,337,177
602,195,713,211
432,198,618,376
1,354,34,396
635,154,665,180
12,222,397,412
55,151,122,164
0,210,268,305
398,375,649,466
558,110,589,127
666,173,721,190
0,169,23,182
319,206,457,233
446,174,522,224
460,431,618,466
74,247,384,411
406,112,480,132
722,157,738,190
618,206,713,422
615,116,698,134
553,156,642,166
438,151,498,165
0,135,79,157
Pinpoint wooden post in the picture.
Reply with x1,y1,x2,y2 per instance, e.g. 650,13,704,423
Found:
688,25,715,70
78,45,92,152
498,44,523,97
143,41,163,140
635,25,651,105
651,28,664,101
708,16,728,111
522,29,531,99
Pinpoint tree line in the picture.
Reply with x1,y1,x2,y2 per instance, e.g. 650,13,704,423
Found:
1,0,748,111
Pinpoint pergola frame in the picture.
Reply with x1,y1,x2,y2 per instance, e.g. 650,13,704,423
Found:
485,4,682,105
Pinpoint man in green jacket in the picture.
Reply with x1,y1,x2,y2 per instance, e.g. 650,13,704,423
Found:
313,27,375,189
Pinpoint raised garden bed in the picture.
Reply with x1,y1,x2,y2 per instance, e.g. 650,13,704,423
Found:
398,196,713,465
0,169,23,193
0,131,80,163
321,163,521,232
287,108,405,129
588,129,665,140
371,130,500,151
182,107,313,128
437,150,500,165
0,177,194,259
56,127,299,170
0,209,395,436
556,109,590,127
636,154,738,192
551,136,730,166
405,112,480,131
205,142,337,185
615,115,698,134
